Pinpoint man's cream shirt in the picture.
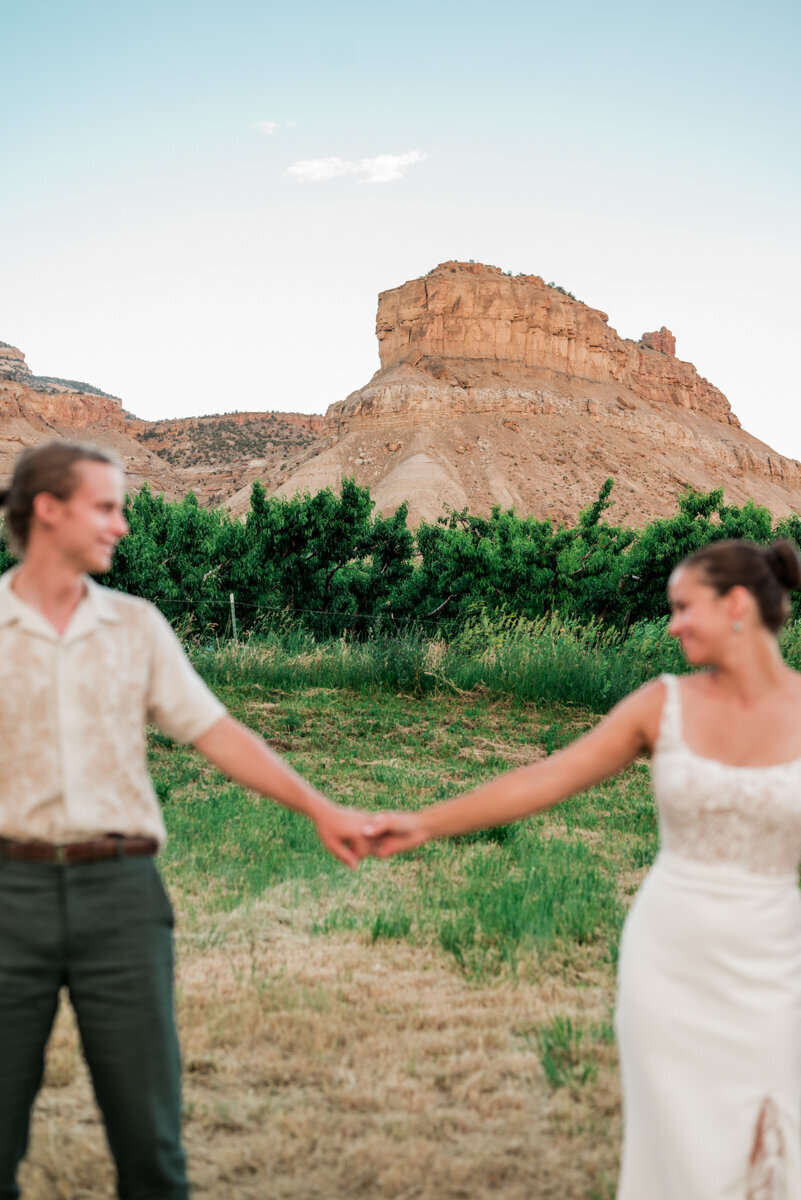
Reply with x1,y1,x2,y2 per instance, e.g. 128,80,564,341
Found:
0,569,226,846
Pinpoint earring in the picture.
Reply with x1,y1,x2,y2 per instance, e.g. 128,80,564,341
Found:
732,621,742,633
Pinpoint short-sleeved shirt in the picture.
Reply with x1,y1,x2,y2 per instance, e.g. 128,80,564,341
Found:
0,569,226,846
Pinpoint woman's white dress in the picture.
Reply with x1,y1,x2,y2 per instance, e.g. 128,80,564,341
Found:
616,674,801,1200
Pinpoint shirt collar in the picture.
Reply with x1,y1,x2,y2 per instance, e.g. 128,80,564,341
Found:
84,577,121,625
0,569,27,630
0,568,120,640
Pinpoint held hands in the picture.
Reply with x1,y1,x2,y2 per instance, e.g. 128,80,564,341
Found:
195,717,427,868
312,804,376,869
362,812,428,858
313,804,428,866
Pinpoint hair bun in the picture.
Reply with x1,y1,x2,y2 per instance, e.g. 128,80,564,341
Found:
764,539,801,591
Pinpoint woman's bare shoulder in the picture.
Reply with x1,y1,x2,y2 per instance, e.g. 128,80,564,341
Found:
641,676,672,750
625,673,676,710
606,676,673,756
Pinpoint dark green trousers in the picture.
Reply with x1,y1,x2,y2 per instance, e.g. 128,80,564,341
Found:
0,855,189,1200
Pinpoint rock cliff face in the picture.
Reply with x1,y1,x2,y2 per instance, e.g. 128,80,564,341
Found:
327,263,734,429
130,411,326,505
0,342,127,429
0,343,328,504
641,327,676,357
0,343,178,494
239,261,801,528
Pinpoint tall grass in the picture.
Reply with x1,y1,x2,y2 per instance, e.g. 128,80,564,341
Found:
314,826,625,978
431,828,623,975
191,610,686,713
192,609,801,715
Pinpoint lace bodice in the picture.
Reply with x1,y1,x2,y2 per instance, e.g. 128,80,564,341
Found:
651,674,801,877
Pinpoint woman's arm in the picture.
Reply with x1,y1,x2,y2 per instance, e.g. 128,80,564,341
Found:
364,680,664,856
194,716,370,868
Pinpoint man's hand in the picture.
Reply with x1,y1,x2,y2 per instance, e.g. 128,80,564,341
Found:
314,805,374,868
362,812,429,858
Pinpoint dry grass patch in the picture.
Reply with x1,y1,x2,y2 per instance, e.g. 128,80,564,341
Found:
22,891,621,1199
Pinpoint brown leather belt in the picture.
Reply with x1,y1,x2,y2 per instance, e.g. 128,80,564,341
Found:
0,835,159,864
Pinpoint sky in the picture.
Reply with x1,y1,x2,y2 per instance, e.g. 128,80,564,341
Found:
2,0,800,459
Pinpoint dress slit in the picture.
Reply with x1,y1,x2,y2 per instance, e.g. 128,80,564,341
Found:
745,1097,785,1200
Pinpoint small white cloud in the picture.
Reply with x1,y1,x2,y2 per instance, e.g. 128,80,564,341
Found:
285,149,426,184
257,121,279,135
358,151,426,183
286,156,350,182
286,120,297,127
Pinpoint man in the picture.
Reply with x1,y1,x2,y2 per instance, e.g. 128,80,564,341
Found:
0,441,370,1199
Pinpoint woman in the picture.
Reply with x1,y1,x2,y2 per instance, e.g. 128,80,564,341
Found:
364,539,801,1199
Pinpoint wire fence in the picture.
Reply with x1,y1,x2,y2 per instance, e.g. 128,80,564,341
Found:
134,591,458,642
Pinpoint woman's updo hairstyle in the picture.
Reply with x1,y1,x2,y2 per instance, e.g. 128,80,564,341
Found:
681,538,801,633
0,441,119,558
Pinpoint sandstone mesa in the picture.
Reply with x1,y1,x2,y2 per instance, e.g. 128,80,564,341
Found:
2,262,800,529
234,262,800,527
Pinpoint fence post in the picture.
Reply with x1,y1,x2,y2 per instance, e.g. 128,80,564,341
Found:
229,592,238,641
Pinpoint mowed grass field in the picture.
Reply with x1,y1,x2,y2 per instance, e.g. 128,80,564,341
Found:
21,659,660,1200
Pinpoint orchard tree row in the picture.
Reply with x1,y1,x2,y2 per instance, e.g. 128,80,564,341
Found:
4,478,799,637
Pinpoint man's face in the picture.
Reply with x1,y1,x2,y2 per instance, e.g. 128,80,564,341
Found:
46,462,129,573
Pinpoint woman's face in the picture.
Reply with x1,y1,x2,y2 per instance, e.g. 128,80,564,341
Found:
667,565,735,665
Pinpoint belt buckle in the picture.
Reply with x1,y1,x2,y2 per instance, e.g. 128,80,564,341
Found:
54,844,67,865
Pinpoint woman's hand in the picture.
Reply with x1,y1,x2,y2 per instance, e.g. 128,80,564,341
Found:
362,812,429,858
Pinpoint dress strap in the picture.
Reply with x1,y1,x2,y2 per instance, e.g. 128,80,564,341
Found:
656,673,683,752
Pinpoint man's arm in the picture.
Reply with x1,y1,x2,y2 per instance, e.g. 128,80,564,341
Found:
194,716,369,868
